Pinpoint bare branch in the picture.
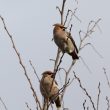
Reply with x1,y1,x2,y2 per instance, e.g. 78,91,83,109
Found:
75,0,79,4
103,68,110,89
87,107,89,110
67,8,81,28
61,0,67,24
51,53,64,92
49,59,56,62
79,30,82,43
73,72,96,110
61,60,76,100
80,43,91,50
54,48,61,73
54,53,64,74
96,82,101,110
59,67,75,88
106,96,110,110
64,9,71,26
25,102,32,110
29,60,40,83
0,97,8,110
67,76,75,86
80,43,103,59
69,24,73,34
63,108,69,110
59,67,67,73
75,19,102,75
56,6,61,14
0,16,42,110
79,19,101,51
83,99,86,110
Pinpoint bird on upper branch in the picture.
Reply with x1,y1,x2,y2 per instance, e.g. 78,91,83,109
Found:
40,71,61,110
53,23,79,60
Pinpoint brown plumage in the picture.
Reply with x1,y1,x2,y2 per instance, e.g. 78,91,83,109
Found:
53,23,79,60
40,71,61,109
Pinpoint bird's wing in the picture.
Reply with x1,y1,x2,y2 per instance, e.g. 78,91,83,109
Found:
66,32,79,53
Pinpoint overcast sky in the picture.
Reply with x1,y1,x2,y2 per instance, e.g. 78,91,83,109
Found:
0,0,110,110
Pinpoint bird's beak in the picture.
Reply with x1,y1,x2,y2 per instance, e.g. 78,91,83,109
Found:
64,26,67,29
53,24,55,26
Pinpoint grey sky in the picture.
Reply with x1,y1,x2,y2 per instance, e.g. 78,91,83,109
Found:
0,0,110,110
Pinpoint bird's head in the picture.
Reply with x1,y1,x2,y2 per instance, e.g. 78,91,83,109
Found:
42,71,54,78
53,23,67,33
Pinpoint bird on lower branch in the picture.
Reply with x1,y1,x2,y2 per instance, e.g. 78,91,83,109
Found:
40,71,61,110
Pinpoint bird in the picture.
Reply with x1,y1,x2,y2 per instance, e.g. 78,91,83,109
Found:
40,71,61,110
53,23,79,60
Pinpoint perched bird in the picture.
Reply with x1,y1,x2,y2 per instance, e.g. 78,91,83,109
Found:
40,71,61,109
53,23,79,60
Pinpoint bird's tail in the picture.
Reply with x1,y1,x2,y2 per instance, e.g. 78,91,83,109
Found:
70,51,79,60
55,96,61,108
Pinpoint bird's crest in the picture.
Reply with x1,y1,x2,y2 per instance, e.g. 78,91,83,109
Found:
42,71,53,75
53,23,67,29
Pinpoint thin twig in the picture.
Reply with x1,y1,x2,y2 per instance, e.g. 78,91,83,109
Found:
61,0,67,24
61,60,76,100
54,48,61,73
54,53,64,74
75,0,79,4
96,82,101,110
69,24,73,34
106,96,110,110
80,43,103,59
29,60,40,83
63,108,69,110
87,107,89,110
56,6,61,14
79,19,101,51
50,53,64,92
64,9,71,26
83,99,86,110
67,8,81,28
73,72,96,110
49,59,56,62
25,102,32,110
103,68,110,89
77,19,101,74
0,97,8,110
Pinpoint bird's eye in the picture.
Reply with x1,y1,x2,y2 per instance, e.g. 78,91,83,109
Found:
51,74,55,78
62,28,65,31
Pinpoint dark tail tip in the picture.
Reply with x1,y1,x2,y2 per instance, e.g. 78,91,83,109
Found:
55,96,61,108
70,51,79,60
